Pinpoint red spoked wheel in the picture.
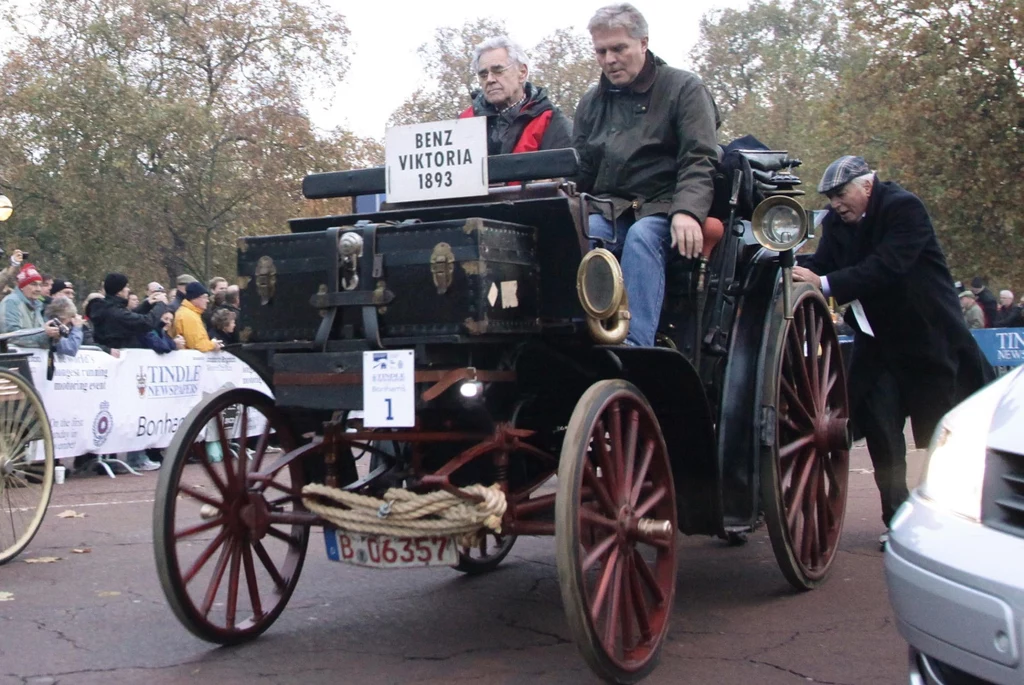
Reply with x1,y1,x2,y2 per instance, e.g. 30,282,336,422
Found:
556,380,677,684
760,285,851,590
153,388,310,644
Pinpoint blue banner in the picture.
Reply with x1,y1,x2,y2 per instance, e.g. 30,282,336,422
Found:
972,328,1024,367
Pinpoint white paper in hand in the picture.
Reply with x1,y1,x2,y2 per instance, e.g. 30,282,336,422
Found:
849,300,874,337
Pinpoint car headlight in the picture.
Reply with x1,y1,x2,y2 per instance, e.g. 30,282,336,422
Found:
918,370,1021,520
751,196,808,251
919,419,987,521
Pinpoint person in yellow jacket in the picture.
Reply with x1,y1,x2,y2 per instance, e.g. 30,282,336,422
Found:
173,282,223,352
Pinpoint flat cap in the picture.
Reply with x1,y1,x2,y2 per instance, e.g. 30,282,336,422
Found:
959,290,976,300
176,273,198,286
818,155,871,194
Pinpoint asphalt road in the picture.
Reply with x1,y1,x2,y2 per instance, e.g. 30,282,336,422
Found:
1,443,918,685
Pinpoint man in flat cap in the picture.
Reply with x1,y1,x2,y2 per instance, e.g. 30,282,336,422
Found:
793,155,992,547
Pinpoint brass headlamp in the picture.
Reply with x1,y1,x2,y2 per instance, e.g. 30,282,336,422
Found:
577,248,630,344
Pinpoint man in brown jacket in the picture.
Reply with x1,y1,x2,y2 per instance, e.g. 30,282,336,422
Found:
573,3,719,346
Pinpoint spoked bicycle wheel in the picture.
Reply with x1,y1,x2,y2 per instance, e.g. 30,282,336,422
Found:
153,388,309,644
0,370,55,565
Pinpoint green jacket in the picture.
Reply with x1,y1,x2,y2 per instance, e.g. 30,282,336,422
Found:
573,52,720,223
0,287,48,347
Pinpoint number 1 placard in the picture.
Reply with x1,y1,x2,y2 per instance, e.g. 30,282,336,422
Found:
362,349,415,427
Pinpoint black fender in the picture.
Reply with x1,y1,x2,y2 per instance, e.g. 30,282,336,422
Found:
715,249,781,529
603,346,720,536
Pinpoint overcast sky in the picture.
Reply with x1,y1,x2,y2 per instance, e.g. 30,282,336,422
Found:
316,0,747,139
0,0,747,139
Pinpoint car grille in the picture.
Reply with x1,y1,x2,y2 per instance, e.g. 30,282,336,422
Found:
981,447,1024,538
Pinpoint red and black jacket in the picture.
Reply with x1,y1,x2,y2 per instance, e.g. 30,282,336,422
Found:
459,83,572,156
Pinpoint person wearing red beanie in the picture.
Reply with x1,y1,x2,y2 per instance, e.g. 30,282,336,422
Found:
0,263,61,347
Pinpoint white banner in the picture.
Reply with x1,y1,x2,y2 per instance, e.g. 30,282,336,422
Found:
15,348,272,459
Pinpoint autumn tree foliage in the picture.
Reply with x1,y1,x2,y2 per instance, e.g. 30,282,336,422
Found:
692,0,1023,292
0,0,380,288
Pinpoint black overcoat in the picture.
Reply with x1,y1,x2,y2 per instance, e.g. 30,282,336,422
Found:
803,178,992,446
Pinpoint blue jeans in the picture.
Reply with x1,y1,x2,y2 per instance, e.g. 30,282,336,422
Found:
588,214,670,347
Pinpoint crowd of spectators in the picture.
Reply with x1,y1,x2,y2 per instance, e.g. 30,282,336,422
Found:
0,248,244,473
957,276,1024,329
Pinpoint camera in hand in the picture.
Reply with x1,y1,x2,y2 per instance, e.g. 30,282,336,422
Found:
48,318,70,338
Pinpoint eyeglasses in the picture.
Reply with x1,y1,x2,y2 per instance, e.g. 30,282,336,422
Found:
477,63,514,80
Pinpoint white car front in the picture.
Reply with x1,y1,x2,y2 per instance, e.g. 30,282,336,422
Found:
885,366,1024,684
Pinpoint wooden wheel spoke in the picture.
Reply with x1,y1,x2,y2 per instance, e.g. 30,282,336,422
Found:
589,546,621,622
241,543,264,620
634,485,667,520
216,414,237,489
175,517,224,540
631,548,665,605
199,536,234,618
582,533,618,572
785,450,817,529
178,484,224,510
580,506,618,532
236,406,250,483
265,493,302,509
608,403,625,491
816,459,831,553
265,526,301,550
226,539,242,629
819,339,834,403
602,551,625,652
779,433,814,460
798,456,820,566
629,440,655,507
621,408,639,504
251,539,288,590
251,422,272,472
823,372,839,400
262,479,302,499
620,552,635,652
821,449,840,491
593,419,618,506
786,326,816,412
626,552,653,642
583,461,618,518
182,528,228,585
780,377,815,427
198,446,230,497
807,303,822,410
779,412,803,434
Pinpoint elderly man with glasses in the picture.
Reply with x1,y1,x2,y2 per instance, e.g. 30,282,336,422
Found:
459,36,572,156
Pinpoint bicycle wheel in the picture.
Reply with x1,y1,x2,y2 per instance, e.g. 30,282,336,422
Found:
0,370,55,564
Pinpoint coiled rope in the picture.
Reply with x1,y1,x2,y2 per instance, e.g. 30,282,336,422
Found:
301,483,507,547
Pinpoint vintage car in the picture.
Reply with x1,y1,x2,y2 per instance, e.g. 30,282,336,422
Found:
151,128,851,684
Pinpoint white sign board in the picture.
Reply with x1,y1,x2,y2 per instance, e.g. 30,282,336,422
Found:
385,117,488,203
362,349,415,427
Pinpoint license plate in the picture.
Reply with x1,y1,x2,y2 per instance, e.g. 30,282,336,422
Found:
323,529,459,568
